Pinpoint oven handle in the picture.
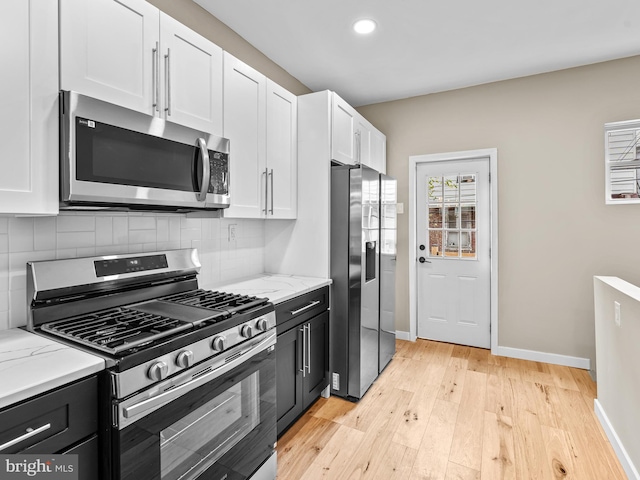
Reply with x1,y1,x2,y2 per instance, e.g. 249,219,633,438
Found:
122,331,276,422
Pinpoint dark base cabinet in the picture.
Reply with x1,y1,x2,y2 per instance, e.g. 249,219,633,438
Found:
0,375,99,480
275,287,330,437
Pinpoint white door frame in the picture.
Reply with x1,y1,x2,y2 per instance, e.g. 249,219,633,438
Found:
409,148,498,353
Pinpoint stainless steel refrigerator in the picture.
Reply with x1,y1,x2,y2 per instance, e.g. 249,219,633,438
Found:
379,173,397,373
330,164,381,400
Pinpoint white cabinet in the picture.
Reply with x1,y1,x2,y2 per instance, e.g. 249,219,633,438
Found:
60,0,223,135
0,0,58,215
266,80,297,219
223,53,267,218
331,92,385,172
224,54,297,219
264,90,386,277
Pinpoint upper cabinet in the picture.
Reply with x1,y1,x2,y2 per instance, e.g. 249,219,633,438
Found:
224,54,297,219
0,0,58,215
266,80,297,219
331,92,385,173
60,0,223,136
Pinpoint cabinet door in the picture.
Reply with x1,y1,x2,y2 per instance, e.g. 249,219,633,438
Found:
0,0,58,214
266,80,297,219
356,116,371,167
276,326,304,436
223,53,267,218
303,311,330,408
60,0,159,115
370,127,387,174
160,13,223,136
331,93,357,165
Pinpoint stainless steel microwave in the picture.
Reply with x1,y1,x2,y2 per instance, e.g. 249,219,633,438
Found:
60,90,230,212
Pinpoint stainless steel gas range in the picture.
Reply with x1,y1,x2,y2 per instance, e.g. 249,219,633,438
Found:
26,249,277,480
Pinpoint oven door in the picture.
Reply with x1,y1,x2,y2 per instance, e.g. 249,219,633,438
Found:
61,90,230,210
111,331,276,480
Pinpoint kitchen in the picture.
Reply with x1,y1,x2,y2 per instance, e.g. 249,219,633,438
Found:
1,0,640,479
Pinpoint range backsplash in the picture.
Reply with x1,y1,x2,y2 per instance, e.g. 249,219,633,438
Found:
0,212,265,330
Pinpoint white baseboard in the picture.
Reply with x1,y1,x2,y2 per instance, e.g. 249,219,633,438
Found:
395,330,414,341
494,346,591,370
594,399,640,480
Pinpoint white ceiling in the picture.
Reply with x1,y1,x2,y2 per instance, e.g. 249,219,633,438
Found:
194,0,640,107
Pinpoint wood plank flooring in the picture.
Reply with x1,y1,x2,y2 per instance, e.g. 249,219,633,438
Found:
276,339,626,480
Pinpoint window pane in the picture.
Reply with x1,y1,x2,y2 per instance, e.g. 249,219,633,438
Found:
429,230,442,257
462,231,477,259
460,206,475,229
444,230,460,257
428,176,443,203
429,206,442,228
460,174,476,204
443,175,459,204
444,206,458,229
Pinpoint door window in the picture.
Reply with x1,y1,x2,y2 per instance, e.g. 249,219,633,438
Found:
427,174,477,259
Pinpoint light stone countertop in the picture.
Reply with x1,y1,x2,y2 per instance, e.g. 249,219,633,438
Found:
209,273,332,304
0,329,105,410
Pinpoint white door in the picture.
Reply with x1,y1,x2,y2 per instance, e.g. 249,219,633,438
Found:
416,158,491,348
266,79,297,219
160,13,223,135
60,0,159,115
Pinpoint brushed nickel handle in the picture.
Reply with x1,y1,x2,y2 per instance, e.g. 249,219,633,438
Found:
164,48,171,116
300,326,306,377
0,423,51,451
290,300,320,316
263,168,269,214
196,138,210,201
305,323,311,374
269,169,274,215
152,42,159,113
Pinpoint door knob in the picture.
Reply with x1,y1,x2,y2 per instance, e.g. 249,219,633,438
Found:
419,257,431,264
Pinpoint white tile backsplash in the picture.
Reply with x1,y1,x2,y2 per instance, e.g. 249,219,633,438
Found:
0,213,266,329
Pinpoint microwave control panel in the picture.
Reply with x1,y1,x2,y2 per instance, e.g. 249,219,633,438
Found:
209,152,229,195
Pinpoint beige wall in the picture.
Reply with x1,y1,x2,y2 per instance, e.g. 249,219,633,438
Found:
147,0,311,96
358,56,640,365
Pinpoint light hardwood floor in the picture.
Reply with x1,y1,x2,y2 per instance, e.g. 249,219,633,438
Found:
276,339,626,480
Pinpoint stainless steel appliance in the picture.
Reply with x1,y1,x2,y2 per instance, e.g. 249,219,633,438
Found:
60,90,230,213
27,249,276,480
379,173,397,373
330,164,380,400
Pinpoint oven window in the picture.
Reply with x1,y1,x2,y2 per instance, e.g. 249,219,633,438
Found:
160,371,260,480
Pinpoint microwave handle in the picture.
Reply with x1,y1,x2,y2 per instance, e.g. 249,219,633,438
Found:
196,138,210,202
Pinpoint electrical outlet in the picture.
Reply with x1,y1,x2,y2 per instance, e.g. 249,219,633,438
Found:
228,224,237,242
614,301,621,327
332,372,340,390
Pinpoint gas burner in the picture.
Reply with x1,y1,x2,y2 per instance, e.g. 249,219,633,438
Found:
160,289,268,314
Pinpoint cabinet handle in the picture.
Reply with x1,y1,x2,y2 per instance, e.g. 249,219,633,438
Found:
269,169,274,215
164,48,171,116
196,138,210,201
299,326,306,377
305,323,311,374
0,423,51,451
263,168,269,214
152,42,159,113
290,300,320,316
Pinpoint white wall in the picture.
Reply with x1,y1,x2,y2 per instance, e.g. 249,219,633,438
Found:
594,276,640,479
0,212,265,330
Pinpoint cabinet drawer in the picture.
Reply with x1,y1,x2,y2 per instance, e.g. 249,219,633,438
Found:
276,286,329,333
0,375,98,454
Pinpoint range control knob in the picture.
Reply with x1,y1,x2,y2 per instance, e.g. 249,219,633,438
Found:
240,324,254,339
211,335,227,352
147,361,168,381
175,350,194,368
256,318,269,332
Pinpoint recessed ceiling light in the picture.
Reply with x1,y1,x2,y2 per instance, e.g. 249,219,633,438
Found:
353,19,377,35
